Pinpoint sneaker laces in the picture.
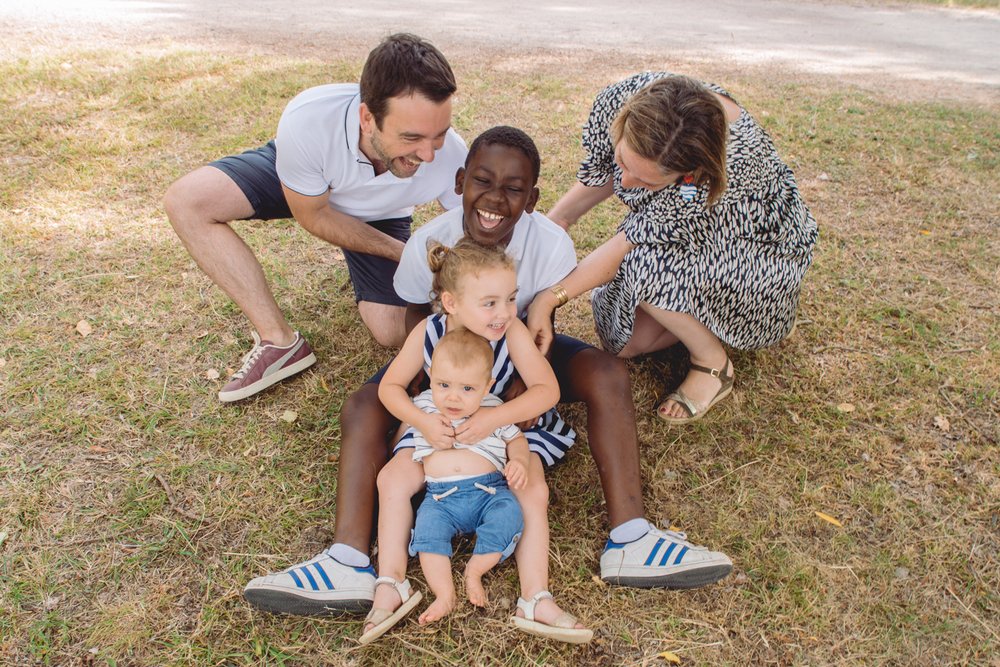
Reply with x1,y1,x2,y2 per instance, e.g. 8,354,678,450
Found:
231,333,266,381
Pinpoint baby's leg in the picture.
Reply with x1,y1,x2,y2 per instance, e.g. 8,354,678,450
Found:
464,552,501,607
418,553,456,624
368,451,425,627
511,455,585,628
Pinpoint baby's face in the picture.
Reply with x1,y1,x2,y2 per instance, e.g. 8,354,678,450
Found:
428,356,492,421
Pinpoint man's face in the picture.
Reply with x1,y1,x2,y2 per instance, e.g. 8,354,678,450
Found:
360,93,453,178
457,143,539,247
428,355,493,421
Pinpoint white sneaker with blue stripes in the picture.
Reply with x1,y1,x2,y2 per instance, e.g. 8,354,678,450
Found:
243,548,375,615
600,527,732,589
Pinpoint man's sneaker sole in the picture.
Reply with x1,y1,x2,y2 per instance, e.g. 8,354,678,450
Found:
218,352,316,402
602,561,733,589
243,585,372,616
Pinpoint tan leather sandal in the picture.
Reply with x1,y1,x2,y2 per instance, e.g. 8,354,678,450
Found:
658,359,733,424
357,577,422,645
511,591,593,644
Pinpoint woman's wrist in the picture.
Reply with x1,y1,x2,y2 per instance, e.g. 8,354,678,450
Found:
549,284,569,308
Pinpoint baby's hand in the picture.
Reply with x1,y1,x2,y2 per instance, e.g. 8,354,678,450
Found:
452,407,495,445
504,458,528,490
419,413,456,450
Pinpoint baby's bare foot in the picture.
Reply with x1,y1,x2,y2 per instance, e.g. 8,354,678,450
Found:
418,595,455,625
464,570,487,607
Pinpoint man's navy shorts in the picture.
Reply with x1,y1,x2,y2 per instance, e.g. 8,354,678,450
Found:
209,141,409,307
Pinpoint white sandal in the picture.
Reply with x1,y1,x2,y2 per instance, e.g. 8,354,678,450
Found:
357,576,423,645
510,590,593,644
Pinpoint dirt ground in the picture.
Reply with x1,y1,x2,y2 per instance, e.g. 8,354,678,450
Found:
2,0,998,104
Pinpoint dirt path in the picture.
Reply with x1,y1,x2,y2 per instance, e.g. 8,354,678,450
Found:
3,0,998,102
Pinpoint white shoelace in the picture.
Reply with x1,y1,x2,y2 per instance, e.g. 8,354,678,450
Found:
231,336,265,380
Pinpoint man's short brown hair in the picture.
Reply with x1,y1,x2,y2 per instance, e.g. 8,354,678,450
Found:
360,33,457,128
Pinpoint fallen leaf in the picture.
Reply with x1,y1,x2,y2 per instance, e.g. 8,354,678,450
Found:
320,376,330,393
280,410,298,423
817,172,830,181
786,409,800,425
591,574,606,587
327,452,339,463
43,594,62,611
0,357,6,368
836,402,855,413
658,651,682,664
88,445,109,453
919,229,931,235
76,320,93,337
933,415,950,432
205,368,220,380
815,511,843,527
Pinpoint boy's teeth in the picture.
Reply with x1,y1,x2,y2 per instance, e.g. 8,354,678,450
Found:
477,209,502,221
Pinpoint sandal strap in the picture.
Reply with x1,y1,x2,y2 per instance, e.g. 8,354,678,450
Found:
664,390,698,418
516,590,554,621
373,576,413,603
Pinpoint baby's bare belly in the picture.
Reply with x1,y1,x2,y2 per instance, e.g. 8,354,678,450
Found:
423,448,498,479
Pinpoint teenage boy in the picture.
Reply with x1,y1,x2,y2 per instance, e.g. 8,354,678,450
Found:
242,126,732,620
164,34,466,402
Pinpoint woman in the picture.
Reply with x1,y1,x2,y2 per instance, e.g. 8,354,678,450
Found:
529,72,817,423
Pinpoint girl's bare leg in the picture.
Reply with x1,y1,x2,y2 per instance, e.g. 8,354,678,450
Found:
363,451,425,633
510,455,586,628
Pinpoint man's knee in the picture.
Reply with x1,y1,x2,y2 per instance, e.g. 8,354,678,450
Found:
163,166,250,235
358,302,406,348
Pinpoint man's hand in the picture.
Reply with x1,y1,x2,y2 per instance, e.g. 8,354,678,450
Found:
504,457,528,490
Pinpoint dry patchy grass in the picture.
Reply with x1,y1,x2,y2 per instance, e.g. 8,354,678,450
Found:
1,36,998,667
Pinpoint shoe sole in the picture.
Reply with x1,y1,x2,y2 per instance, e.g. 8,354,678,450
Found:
358,591,423,645
602,562,733,590
243,587,372,616
218,353,317,403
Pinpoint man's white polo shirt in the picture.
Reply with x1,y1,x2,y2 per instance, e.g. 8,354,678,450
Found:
275,84,466,221
393,207,578,318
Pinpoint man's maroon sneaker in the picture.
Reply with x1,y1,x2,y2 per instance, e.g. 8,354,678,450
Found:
218,331,316,402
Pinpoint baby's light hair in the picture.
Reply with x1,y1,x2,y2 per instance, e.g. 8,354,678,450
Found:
426,236,515,312
431,328,494,383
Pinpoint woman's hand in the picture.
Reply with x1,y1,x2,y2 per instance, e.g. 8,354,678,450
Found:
526,291,559,356
418,413,456,450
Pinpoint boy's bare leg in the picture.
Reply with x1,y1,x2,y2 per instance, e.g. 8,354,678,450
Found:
418,553,457,624
463,553,501,607
510,456,586,628
364,452,425,632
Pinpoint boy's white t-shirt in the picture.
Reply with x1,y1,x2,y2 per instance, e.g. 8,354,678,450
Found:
393,207,578,317
275,83,466,221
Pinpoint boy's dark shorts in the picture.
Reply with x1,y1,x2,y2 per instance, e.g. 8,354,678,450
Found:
209,141,410,307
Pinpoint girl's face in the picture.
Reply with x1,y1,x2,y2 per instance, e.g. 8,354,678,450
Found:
441,266,518,341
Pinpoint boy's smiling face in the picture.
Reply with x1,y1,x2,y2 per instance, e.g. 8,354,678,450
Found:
456,143,539,247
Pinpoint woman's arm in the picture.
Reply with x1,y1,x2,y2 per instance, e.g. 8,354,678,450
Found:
527,230,635,354
547,181,615,230
453,320,559,444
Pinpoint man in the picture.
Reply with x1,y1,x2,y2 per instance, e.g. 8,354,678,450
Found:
164,34,466,402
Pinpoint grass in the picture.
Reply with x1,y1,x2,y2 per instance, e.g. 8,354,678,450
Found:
1,24,998,667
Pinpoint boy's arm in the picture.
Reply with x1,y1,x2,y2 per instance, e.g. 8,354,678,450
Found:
546,181,615,230
527,230,634,354
404,302,432,336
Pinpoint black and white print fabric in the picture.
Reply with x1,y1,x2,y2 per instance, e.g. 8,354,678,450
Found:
579,72,818,352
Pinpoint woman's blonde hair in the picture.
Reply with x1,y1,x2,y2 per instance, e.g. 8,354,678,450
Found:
426,236,515,312
611,76,729,205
